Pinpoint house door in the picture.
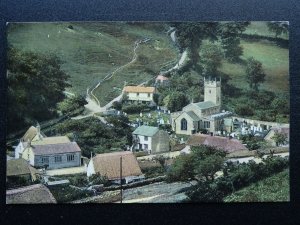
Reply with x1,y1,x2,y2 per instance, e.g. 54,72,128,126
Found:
139,144,142,150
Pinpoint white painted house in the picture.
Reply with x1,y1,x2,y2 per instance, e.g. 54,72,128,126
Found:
132,125,170,154
123,86,156,105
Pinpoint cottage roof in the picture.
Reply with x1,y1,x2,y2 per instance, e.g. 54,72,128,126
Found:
187,134,247,153
6,184,56,204
32,136,70,145
133,125,159,137
92,151,143,180
271,127,290,136
185,111,200,121
21,126,38,142
31,142,81,156
7,158,38,177
123,86,155,93
193,101,216,110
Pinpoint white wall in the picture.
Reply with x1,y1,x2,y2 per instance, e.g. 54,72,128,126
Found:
15,141,24,159
127,92,153,102
87,159,95,177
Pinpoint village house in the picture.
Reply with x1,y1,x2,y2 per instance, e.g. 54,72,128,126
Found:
6,184,56,204
14,124,71,159
132,125,170,154
123,86,156,105
6,158,40,183
171,78,232,135
181,133,248,154
264,126,290,147
155,74,169,86
22,142,82,170
87,151,144,184
14,125,46,158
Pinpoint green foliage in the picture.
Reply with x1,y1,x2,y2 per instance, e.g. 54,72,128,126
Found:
7,47,70,133
112,101,123,110
153,155,169,169
166,154,195,182
219,22,250,62
122,104,150,114
53,117,132,157
234,104,254,117
224,169,289,202
199,42,223,76
167,91,189,112
6,176,33,189
245,57,266,90
89,173,110,186
267,22,288,38
57,95,87,115
142,166,166,179
271,132,288,147
240,134,265,150
186,181,225,202
49,185,94,203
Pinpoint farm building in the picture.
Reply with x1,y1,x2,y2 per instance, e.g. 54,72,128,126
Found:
123,86,156,105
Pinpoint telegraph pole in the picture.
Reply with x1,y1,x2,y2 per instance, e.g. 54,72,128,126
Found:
120,156,123,203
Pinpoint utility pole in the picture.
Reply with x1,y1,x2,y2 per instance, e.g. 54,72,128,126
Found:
120,156,123,203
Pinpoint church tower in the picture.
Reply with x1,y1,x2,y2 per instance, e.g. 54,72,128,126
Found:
204,77,221,106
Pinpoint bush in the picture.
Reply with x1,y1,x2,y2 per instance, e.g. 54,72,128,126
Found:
187,181,225,202
89,173,110,186
49,185,94,203
122,104,149,114
142,166,165,179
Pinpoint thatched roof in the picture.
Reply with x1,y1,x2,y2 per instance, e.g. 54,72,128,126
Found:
32,136,70,145
92,151,143,180
21,126,38,142
31,142,81,156
7,158,38,177
6,184,56,204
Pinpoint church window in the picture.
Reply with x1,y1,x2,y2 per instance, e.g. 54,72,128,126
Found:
181,118,187,130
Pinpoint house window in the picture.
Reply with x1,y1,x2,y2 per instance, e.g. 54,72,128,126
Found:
54,155,62,163
181,118,187,130
137,93,139,97
42,157,49,164
144,144,148,150
148,93,150,97
67,154,75,161
144,136,148,141
204,121,211,129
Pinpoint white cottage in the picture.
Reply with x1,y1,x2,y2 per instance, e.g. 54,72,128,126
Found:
123,86,156,105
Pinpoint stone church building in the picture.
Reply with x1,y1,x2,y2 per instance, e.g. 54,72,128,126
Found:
171,78,232,135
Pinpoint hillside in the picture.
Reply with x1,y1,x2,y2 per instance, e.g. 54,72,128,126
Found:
224,169,289,202
8,22,178,105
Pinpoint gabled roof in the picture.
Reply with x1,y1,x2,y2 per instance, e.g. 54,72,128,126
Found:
193,101,216,110
21,126,38,142
123,86,155,93
185,111,200,121
6,184,56,204
7,158,38,177
31,142,81,156
133,125,159,137
187,134,247,153
32,136,70,145
92,151,143,180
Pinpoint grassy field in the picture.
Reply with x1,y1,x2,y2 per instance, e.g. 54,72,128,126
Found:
219,38,289,93
8,22,178,105
224,169,289,202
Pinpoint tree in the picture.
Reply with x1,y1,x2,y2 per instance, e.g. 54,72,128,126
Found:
7,47,70,133
271,132,288,147
167,91,189,112
57,95,87,115
219,22,250,62
153,155,169,170
271,93,289,121
245,57,266,90
166,154,195,182
199,42,223,76
267,22,288,38
194,155,224,181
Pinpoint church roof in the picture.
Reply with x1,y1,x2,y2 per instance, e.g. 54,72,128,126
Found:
193,101,216,109
185,111,200,121
133,125,159,137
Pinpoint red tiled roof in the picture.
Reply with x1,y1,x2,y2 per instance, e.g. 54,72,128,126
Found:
188,134,247,153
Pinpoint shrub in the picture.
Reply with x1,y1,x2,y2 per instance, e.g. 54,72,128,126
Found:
89,173,110,186
122,104,149,114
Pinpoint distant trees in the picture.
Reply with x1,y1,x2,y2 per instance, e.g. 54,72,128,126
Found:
267,22,288,38
167,91,189,112
245,57,266,90
57,95,87,115
7,47,70,133
199,42,223,76
219,22,250,62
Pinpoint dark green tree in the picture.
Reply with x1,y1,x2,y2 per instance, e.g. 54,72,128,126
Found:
57,95,87,115
199,42,223,76
167,91,189,112
7,47,70,133
245,57,266,90
219,22,250,62
267,22,288,38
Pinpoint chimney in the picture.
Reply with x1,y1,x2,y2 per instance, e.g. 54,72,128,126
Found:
36,122,42,140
